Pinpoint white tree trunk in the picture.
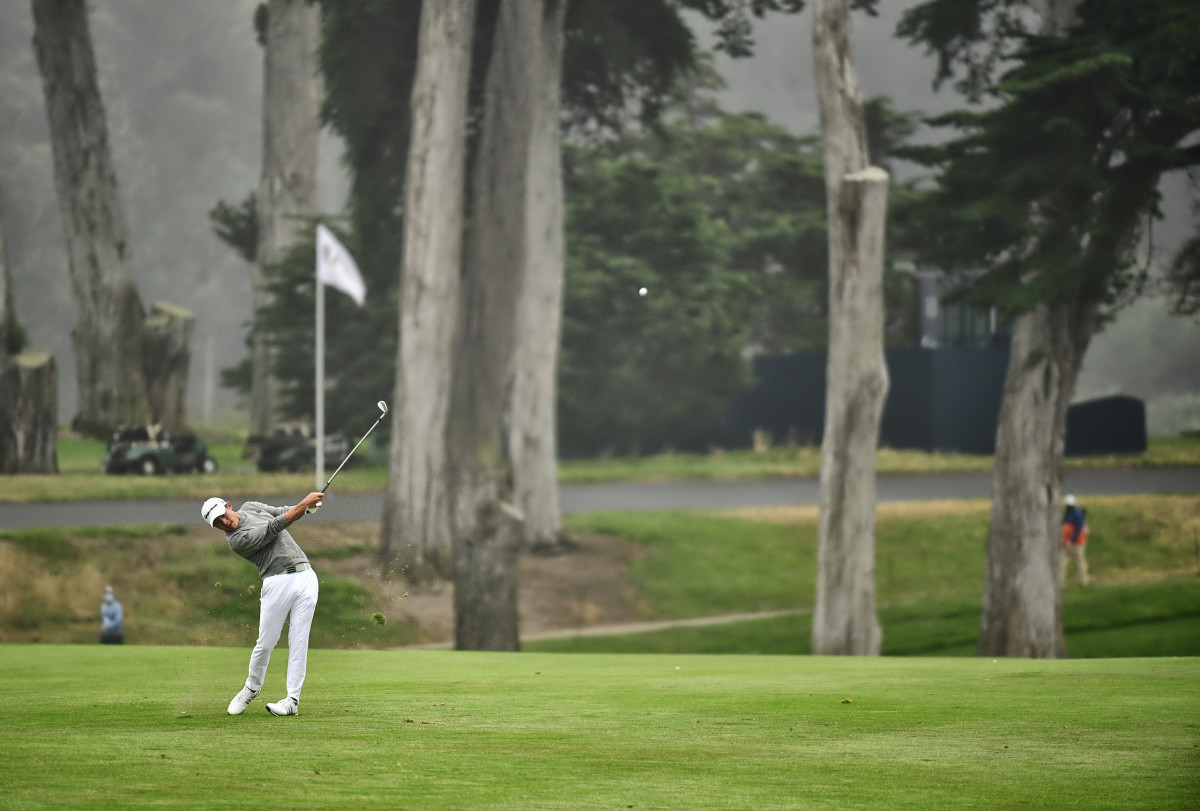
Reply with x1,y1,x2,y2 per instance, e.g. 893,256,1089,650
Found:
380,0,477,581
450,0,549,651
509,0,568,552
31,0,149,437
142,302,195,435
250,0,321,438
811,0,890,656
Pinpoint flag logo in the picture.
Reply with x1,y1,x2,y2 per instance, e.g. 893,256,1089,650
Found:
316,224,366,306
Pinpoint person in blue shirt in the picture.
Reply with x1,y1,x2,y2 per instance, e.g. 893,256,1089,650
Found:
1060,494,1089,587
100,586,124,644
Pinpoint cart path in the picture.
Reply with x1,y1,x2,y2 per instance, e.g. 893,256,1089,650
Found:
0,467,1197,530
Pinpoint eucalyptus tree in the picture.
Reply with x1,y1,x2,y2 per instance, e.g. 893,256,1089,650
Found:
385,0,477,583
810,0,889,656
897,0,1200,656
249,0,322,438
31,0,148,436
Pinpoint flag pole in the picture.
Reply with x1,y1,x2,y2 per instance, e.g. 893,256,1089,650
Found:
315,270,325,490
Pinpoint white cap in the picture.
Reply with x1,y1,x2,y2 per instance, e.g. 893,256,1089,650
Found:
202,497,226,527
1064,494,1076,506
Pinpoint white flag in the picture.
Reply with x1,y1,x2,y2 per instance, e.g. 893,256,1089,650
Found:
316,224,366,306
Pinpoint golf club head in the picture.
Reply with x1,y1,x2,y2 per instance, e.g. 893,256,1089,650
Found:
377,400,388,416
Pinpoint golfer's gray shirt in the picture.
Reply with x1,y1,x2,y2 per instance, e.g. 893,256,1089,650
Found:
226,501,310,579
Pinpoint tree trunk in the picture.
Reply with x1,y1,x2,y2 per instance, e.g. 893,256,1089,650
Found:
31,0,149,438
0,195,57,475
143,303,195,435
0,351,59,474
0,191,12,369
978,301,1095,657
250,0,321,438
975,0,1086,659
811,0,890,656
449,0,544,651
380,0,477,581
509,0,567,553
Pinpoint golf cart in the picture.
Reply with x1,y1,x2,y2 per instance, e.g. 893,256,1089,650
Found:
255,425,351,473
102,425,219,475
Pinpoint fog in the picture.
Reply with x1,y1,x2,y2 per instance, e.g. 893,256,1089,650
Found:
0,0,348,425
1,2,1195,435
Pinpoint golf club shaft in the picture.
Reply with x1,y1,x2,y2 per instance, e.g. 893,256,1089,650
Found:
321,415,384,491
306,404,388,514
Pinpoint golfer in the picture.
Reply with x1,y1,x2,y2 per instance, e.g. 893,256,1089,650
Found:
202,492,324,717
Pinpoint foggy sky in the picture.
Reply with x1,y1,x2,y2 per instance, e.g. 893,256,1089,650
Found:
1,1,1195,436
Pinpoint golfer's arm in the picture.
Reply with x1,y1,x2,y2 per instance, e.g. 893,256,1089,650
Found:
282,503,308,524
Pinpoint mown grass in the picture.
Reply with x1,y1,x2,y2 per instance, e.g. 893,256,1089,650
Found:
10,430,1199,503
0,645,1196,809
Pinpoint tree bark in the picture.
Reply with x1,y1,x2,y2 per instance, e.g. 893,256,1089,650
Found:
509,0,568,553
450,0,545,651
0,191,12,369
143,303,195,435
0,194,57,475
250,0,321,438
975,0,1085,659
811,0,890,656
381,0,477,581
0,351,59,474
31,0,149,437
978,301,1094,657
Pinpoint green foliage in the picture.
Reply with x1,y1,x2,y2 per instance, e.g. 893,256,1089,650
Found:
560,144,755,454
251,219,397,436
898,0,1200,318
4,318,26,356
207,193,257,264
560,81,928,454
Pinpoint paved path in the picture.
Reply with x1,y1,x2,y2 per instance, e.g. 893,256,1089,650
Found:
0,467,1196,530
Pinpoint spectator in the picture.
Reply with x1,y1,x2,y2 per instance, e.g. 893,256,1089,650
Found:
100,586,124,644
1060,494,1089,587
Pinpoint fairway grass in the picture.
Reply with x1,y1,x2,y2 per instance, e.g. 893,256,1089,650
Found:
0,646,1196,809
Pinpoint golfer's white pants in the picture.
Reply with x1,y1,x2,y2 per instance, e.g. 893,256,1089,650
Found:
245,567,319,702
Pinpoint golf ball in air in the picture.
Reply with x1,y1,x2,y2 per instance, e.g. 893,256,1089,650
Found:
638,287,648,296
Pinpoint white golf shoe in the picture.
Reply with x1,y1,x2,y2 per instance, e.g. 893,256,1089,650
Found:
266,696,299,716
227,686,259,715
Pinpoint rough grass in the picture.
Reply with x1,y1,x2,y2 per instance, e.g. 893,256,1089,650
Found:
3,495,1196,659
0,646,1196,810
537,494,1200,656
0,522,417,648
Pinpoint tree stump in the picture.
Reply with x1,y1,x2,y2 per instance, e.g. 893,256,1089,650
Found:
142,302,194,435
0,351,59,474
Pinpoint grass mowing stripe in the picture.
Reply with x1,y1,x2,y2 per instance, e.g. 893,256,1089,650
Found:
0,646,1196,809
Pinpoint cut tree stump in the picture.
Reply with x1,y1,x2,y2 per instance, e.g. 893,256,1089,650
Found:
0,350,59,474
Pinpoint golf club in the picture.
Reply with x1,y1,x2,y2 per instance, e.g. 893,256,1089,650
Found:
306,400,389,514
